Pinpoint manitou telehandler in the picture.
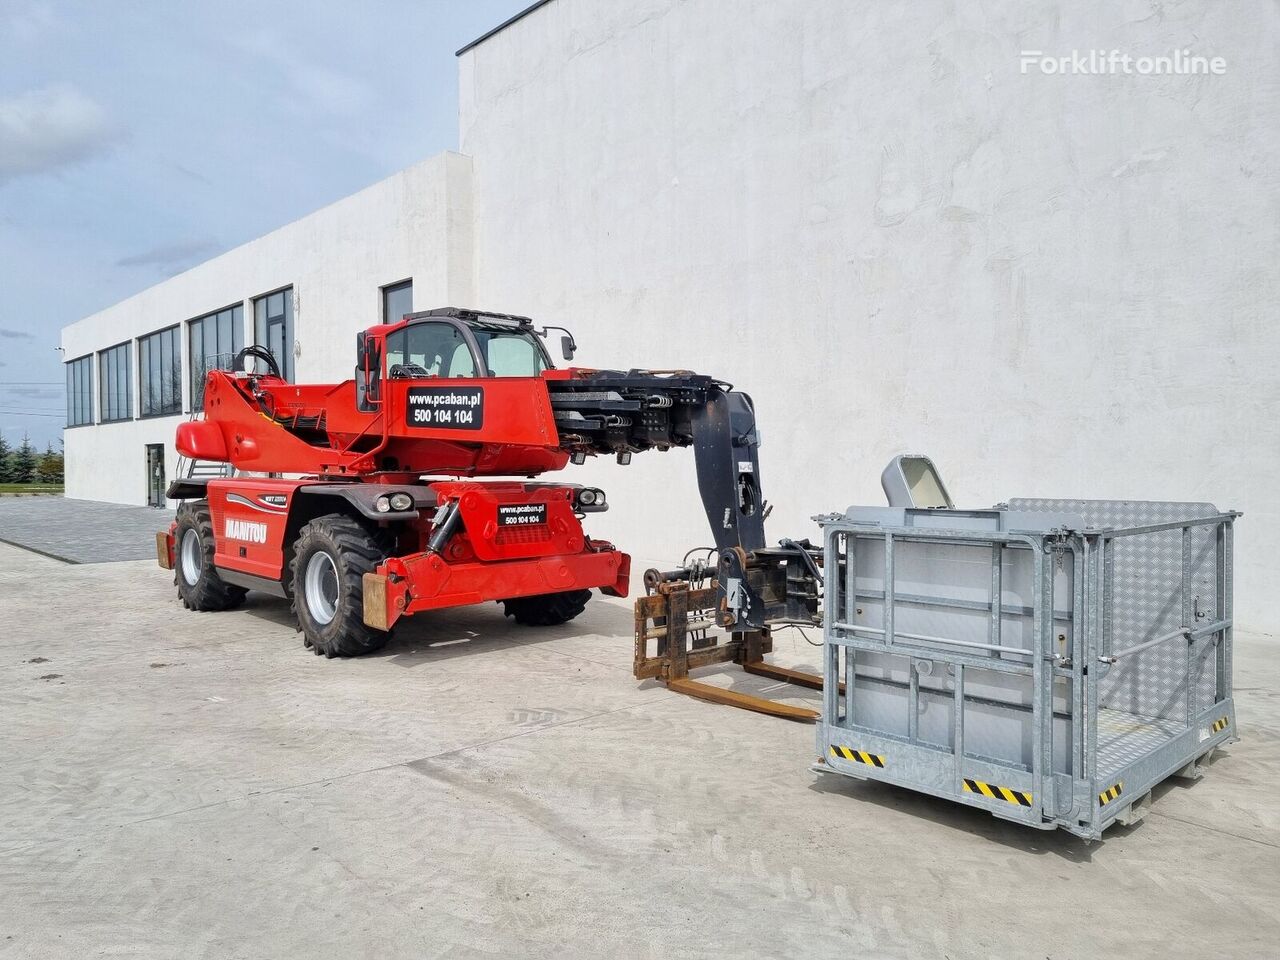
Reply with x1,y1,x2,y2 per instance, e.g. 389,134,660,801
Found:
157,308,822,716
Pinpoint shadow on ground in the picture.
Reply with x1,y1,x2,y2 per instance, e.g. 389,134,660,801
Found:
239,587,618,668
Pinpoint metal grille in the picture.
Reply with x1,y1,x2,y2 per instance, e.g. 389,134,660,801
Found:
495,525,551,546
1008,499,1221,722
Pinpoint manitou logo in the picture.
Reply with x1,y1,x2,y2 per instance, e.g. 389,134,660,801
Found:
224,518,268,544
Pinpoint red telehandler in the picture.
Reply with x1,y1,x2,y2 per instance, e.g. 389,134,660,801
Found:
158,308,821,717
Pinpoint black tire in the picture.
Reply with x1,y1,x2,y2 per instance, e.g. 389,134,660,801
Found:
501,589,592,627
174,501,247,612
290,513,389,658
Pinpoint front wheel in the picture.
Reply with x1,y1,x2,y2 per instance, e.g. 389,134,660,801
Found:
501,589,592,627
174,502,247,611
290,514,389,658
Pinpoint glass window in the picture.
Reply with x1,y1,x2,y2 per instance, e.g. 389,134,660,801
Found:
477,330,548,377
382,280,413,324
189,304,243,408
253,287,293,381
447,341,476,377
65,355,93,427
382,322,549,379
384,321,475,378
139,326,182,417
97,342,132,422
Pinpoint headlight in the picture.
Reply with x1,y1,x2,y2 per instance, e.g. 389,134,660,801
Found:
576,488,606,510
389,492,414,512
375,495,392,513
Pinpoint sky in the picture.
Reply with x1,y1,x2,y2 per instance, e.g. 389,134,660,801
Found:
0,0,532,449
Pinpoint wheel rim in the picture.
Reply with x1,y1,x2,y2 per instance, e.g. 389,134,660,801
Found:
304,551,340,626
179,528,202,586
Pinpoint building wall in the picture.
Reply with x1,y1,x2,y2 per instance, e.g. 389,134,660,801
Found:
60,152,473,507
459,0,1280,630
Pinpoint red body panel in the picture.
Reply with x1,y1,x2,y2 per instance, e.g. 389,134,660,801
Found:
175,420,228,460
203,473,629,626
433,480,584,562
187,371,571,479
380,547,628,626
207,478,305,580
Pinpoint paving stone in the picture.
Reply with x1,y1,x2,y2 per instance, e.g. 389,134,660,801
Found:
0,497,168,563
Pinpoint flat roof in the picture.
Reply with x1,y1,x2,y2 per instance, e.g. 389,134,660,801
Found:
456,0,556,56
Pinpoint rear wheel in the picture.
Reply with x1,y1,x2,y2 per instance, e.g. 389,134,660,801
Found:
174,501,247,611
290,513,389,658
501,589,592,627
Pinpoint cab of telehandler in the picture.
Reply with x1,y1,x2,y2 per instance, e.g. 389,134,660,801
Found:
355,308,574,412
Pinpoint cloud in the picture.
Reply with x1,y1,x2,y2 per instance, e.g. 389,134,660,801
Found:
0,328,35,340
0,84,119,184
116,238,221,272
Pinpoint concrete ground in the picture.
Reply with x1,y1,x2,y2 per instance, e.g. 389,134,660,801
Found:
0,496,166,563
0,517,1277,958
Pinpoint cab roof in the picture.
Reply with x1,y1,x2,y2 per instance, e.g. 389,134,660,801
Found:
402,307,535,330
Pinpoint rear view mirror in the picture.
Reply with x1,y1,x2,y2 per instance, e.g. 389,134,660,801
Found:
535,324,578,364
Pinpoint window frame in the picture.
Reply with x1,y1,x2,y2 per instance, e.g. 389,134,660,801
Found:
380,317,554,383
96,340,133,424
381,279,413,324
253,285,294,382
65,354,94,428
187,302,244,411
471,326,552,378
138,324,184,419
384,319,478,379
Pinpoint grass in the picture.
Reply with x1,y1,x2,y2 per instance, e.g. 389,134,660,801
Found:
0,484,63,495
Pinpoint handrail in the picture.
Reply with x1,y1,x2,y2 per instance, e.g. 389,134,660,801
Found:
1093,513,1239,539
1100,618,1231,663
1100,627,1188,662
834,622,1035,658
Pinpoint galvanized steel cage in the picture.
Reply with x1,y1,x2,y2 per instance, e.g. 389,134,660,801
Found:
815,499,1238,839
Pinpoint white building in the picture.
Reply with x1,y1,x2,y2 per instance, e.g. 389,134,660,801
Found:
60,0,1280,632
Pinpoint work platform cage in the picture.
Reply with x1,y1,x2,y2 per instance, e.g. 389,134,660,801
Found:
815,499,1238,839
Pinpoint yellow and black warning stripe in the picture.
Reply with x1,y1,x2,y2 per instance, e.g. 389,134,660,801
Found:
962,778,1032,807
1211,717,1229,734
829,745,885,768
1098,781,1124,805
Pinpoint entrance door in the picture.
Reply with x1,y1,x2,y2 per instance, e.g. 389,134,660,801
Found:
146,444,166,507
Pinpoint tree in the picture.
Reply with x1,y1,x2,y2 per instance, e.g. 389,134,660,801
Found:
35,443,64,485
0,433,11,483
10,434,37,484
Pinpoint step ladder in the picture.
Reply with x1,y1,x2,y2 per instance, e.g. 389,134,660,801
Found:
185,459,236,480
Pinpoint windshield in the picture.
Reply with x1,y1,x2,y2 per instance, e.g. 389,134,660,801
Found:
385,321,470,377
384,321,549,379
473,329,549,377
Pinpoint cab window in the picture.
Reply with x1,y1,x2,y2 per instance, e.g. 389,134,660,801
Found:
475,330,548,377
385,322,475,378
